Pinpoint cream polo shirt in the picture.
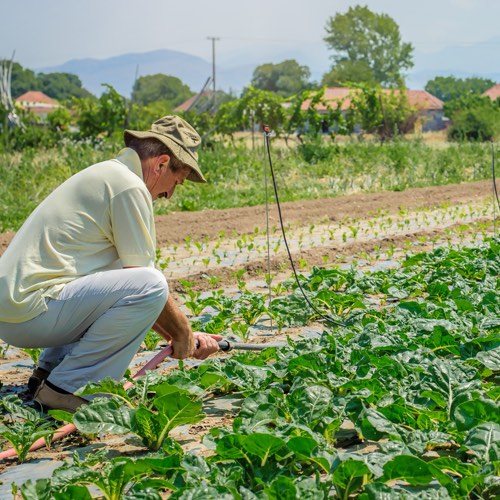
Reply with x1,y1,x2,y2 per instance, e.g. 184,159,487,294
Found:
0,148,156,323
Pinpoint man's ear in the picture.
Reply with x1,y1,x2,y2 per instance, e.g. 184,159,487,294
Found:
158,154,170,170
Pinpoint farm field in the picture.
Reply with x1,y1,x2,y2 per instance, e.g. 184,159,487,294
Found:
0,180,499,498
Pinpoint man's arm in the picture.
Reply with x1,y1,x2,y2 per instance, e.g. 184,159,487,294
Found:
152,294,222,360
153,294,196,359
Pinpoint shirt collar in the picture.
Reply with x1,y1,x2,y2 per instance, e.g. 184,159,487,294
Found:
116,148,144,182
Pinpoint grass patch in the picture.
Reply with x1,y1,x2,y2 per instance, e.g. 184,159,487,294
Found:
0,138,492,232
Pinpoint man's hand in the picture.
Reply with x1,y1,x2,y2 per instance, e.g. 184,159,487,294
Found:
153,294,223,360
169,333,221,360
193,333,223,359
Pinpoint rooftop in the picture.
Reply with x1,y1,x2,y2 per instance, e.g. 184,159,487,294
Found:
482,84,500,100
301,88,443,112
16,91,59,106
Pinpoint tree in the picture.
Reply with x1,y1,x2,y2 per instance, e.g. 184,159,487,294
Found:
131,74,193,107
323,5,413,87
74,84,127,138
425,76,496,102
37,72,92,101
251,60,311,97
349,84,417,141
445,95,500,141
5,62,38,98
238,87,285,133
322,60,375,87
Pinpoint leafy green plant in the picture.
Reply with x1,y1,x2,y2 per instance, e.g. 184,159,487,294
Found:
21,347,43,366
73,382,205,452
142,330,162,351
0,395,55,463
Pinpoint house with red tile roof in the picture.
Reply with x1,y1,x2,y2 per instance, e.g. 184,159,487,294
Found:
15,91,61,118
482,84,500,101
301,88,446,132
174,91,214,113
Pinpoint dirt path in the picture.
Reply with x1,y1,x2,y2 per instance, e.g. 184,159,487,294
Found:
0,180,492,254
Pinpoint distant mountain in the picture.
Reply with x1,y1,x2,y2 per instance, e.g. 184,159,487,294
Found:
38,49,215,97
37,37,499,98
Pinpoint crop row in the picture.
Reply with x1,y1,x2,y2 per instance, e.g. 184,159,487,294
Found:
1,237,498,498
156,200,492,279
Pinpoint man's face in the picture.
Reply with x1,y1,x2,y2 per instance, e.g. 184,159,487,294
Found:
143,155,190,200
156,164,190,200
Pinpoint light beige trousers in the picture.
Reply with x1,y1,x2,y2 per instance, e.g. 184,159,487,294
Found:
0,267,168,393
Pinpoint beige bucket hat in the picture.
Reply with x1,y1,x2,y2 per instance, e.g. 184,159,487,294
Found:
124,115,206,183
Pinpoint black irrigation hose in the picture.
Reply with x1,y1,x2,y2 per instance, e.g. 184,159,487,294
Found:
263,126,359,328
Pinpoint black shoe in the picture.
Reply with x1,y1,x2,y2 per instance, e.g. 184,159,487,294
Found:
27,367,50,396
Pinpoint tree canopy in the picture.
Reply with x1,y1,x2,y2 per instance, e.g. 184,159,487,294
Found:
131,74,193,107
322,60,375,87
425,76,496,102
250,60,311,97
3,61,92,101
6,62,38,98
323,5,413,87
37,72,92,101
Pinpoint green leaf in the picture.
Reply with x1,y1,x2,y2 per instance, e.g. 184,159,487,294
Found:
75,377,132,405
381,455,433,486
72,397,132,435
2,394,42,421
286,435,334,473
48,409,74,424
429,457,478,478
464,422,500,462
53,485,93,499
264,476,297,500
288,383,333,424
420,360,478,418
356,408,403,441
476,348,500,371
361,481,401,499
242,433,287,466
132,407,161,449
332,459,371,499
387,286,408,299
215,433,247,460
153,391,205,436
221,359,275,392
20,479,54,500
454,398,500,431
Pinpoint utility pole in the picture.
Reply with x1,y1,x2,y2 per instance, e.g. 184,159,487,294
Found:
206,36,220,108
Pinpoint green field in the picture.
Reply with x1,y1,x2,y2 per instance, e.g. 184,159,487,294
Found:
0,138,493,232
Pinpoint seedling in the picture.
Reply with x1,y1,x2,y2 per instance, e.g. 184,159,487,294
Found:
21,347,43,366
0,396,55,463
143,330,162,351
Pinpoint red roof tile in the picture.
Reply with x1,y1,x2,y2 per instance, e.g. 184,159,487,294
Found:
406,90,443,110
301,88,443,112
174,91,213,112
482,84,500,100
15,91,59,106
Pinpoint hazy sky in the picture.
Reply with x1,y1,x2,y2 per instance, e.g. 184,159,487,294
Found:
3,0,500,71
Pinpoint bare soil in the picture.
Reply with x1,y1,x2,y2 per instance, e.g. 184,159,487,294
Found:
0,180,491,255
0,180,495,479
